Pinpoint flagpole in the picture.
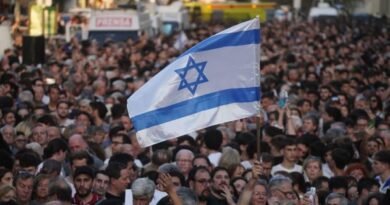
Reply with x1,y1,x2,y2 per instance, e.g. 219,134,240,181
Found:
256,114,261,161
255,15,261,161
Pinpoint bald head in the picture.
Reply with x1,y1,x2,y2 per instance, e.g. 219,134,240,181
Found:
68,134,88,153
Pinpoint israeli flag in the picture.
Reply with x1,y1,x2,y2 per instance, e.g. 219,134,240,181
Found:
127,18,261,147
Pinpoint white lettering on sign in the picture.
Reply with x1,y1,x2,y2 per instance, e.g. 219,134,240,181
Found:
95,17,132,28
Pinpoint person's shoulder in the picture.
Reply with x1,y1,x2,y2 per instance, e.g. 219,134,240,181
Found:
90,193,104,205
206,195,229,205
29,200,40,205
156,195,170,205
294,164,303,172
383,177,390,187
294,164,303,169
209,152,222,157
96,198,123,205
271,163,283,170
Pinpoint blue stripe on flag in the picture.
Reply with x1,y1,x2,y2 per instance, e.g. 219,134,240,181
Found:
181,29,260,57
132,87,260,131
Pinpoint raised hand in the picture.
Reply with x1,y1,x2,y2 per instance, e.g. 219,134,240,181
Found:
220,184,235,205
157,173,175,194
252,160,262,179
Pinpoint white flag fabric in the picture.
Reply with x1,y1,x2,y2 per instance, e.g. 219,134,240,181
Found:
173,31,189,51
127,18,261,147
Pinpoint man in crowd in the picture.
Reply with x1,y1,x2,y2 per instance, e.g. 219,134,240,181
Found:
93,170,110,196
68,134,103,169
325,193,349,205
188,166,211,200
47,177,73,205
269,175,295,203
357,178,380,205
373,150,390,193
31,123,49,148
100,162,130,203
206,167,234,205
14,171,34,205
56,100,74,133
72,166,102,205
175,148,195,179
271,137,302,175
130,178,156,205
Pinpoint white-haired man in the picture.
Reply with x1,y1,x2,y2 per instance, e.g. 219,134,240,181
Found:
175,149,194,179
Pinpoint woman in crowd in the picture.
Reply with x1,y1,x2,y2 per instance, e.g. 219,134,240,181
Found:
0,168,13,186
345,163,369,182
230,177,248,200
31,174,51,204
303,156,323,185
0,184,16,203
250,180,268,205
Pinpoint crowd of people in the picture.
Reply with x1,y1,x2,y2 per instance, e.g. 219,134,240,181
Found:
0,14,389,205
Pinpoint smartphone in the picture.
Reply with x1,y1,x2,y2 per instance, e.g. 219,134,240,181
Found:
278,90,288,108
305,187,316,205
278,98,287,108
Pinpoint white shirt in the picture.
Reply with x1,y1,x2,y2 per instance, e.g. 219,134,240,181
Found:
208,152,222,167
42,95,50,104
64,176,76,197
271,163,302,175
125,189,167,205
241,160,252,170
322,163,334,178
376,175,390,193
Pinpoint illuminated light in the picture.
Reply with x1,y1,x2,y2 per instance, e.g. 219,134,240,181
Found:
37,0,52,6
29,5,44,36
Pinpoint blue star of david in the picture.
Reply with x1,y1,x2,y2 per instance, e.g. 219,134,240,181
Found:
175,56,208,95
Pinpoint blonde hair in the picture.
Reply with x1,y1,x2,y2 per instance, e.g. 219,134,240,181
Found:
302,156,323,182
218,147,241,169
302,156,322,171
0,184,15,199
